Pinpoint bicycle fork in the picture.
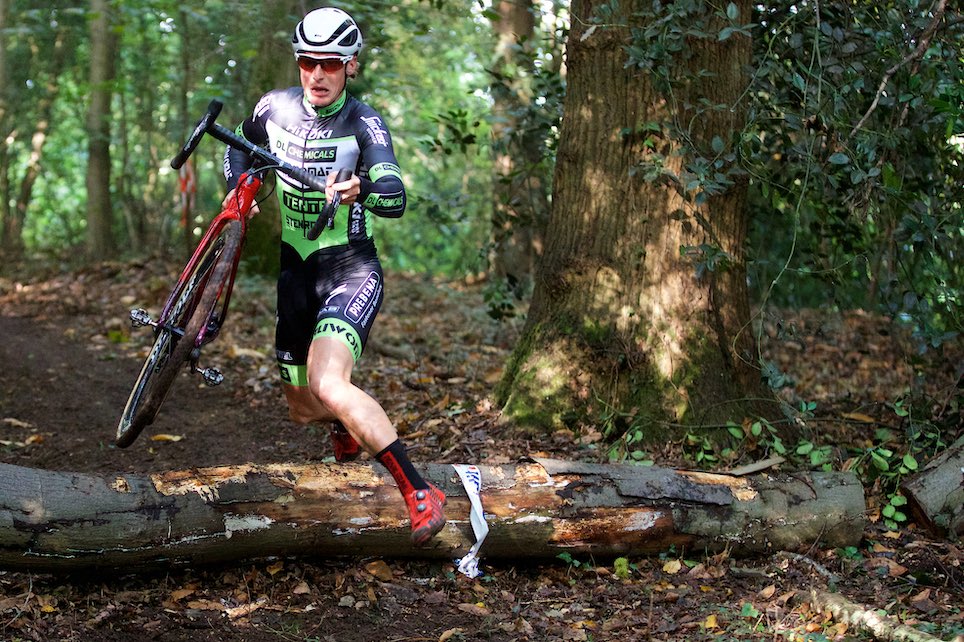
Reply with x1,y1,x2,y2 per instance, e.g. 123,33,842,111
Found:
128,309,225,387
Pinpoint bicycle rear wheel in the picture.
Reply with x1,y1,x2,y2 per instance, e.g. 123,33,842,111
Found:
115,220,242,448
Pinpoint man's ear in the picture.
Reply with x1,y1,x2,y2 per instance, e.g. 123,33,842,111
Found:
347,56,359,79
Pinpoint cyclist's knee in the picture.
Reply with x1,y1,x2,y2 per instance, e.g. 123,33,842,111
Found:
308,374,351,414
284,383,333,424
287,405,315,425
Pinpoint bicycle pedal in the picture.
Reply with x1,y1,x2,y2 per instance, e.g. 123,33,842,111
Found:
200,367,224,387
129,308,154,327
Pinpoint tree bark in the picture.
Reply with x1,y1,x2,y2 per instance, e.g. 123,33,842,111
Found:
0,0,12,253
12,30,69,256
496,0,775,435
900,436,964,539
489,0,547,297
0,458,864,572
85,0,119,258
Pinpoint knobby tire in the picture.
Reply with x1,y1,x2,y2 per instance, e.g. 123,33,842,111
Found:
115,220,242,448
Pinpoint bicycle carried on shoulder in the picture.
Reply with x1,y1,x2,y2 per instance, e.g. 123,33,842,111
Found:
115,99,350,448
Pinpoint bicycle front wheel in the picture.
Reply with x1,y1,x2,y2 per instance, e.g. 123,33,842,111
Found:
115,220,242,448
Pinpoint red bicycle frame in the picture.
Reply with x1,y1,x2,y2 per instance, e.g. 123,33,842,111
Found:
156,171,262,349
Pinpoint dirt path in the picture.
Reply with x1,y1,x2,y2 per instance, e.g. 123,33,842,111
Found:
0,313,318,474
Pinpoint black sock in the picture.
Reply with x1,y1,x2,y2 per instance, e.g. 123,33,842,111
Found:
376,439,428,494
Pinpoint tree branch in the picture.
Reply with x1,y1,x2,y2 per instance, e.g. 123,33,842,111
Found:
849,0,949,138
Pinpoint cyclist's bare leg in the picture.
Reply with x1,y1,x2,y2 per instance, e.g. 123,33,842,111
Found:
284,337,396,453
289,336,445,544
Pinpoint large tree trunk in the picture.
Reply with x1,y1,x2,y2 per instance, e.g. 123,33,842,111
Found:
497,0,773,435
0,0,12,255
12,30,69,254
489,0,548,297
85,0,118,258
0,459,864,572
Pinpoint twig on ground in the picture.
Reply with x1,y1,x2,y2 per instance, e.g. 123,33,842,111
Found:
777,551,839,583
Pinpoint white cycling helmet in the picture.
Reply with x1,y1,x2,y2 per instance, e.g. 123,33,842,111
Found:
292,8,363,60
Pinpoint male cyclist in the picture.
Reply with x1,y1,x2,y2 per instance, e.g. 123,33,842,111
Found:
222,7,445,546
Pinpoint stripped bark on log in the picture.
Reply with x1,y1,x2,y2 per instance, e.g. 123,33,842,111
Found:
0,458,866,572
900,435,964,539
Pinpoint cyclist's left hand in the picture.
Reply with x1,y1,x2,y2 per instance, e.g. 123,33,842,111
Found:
221,188,261,216
326,172,360,206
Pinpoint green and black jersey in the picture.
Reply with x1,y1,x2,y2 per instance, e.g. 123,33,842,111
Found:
223,88,405,376
223,88,406,260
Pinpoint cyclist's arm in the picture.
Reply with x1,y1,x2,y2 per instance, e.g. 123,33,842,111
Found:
223,97,271,191
355,112,406,219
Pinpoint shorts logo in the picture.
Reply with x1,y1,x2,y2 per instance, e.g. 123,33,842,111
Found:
325,283,349,306
314,318,362,361
346,272,381,323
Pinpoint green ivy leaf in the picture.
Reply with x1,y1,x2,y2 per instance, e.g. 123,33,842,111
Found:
740,602,760,618
871,451,890,471
828,152,850,165
902,454,918,471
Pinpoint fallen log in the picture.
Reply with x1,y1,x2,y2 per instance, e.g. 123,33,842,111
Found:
0,458,865,572
900,435,964,539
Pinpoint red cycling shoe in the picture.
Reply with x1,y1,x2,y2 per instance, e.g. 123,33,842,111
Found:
405,483,447,546
330,422,361,462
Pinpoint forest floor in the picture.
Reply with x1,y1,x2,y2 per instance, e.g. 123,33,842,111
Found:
0,258,961,642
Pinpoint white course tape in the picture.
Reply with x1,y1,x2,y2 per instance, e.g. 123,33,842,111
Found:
451,464,488,578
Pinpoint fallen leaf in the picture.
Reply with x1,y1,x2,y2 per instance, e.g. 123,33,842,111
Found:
662,559,683,574
758,585,777,600
186,599,224,612
292,582,311,595
2,417,33,429
230,346,265,360
365,560,393,582
170,588,195,602
457,602,490,616
842,412,876,423
266,561,284,576
150,434,184,442
865,557,907,577
704,614,719,629
225,597,267,620
439,628,464,642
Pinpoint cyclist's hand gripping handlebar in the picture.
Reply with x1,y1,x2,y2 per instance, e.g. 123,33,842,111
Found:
306,168,353,241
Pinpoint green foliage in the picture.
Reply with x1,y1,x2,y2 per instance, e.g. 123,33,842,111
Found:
848,399,947,531
742,2,963,351
613,556,633,579
556,551,586,570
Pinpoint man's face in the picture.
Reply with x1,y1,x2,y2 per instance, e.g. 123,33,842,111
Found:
298,55,357,107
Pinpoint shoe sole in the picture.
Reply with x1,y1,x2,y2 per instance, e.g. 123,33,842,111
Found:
411,514,446,546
